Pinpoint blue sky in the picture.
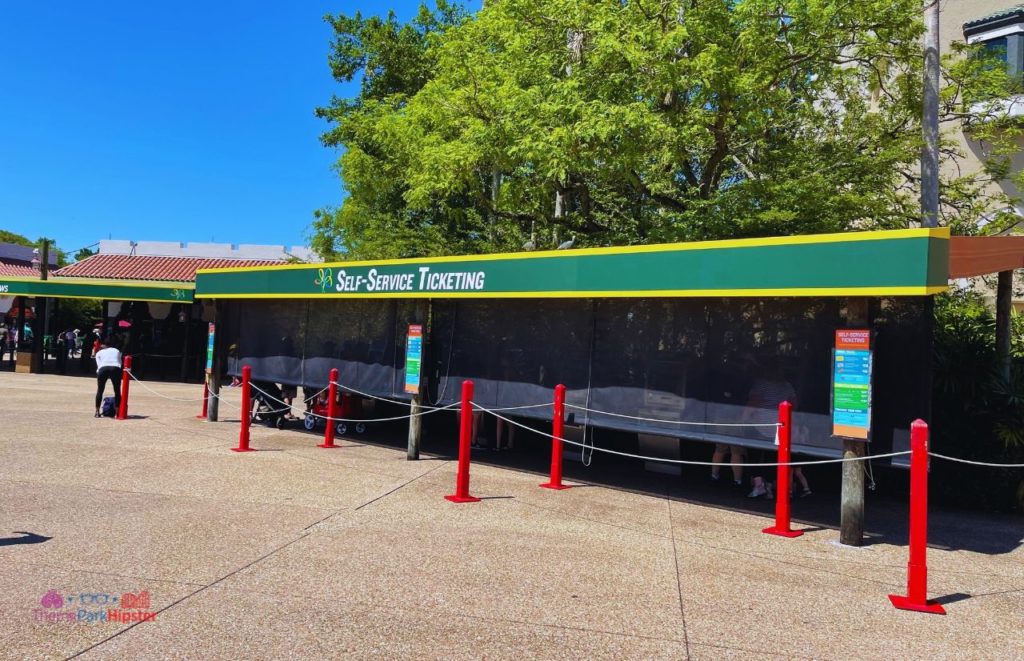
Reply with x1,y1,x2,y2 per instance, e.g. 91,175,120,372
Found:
0,1,476,257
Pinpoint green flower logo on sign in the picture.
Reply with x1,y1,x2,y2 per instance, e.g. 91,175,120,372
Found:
315,268,333,293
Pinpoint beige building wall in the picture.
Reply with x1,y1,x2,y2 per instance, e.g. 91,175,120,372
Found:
941,1,1024,308
942,1,1024,218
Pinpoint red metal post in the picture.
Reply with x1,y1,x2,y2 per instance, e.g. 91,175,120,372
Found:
196,380,209,419
763,401,803,538
888,420,945,614
233,365,254,452
116,355,132,420
319,368,340,449
541,384,570,490
445,380,480,503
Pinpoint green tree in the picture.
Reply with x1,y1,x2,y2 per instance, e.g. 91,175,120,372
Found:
313,0,1024,259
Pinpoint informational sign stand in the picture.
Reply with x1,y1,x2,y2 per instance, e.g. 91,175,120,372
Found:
405,324,424,460
831,329,873,440
205,322,216,375
404,325,423,395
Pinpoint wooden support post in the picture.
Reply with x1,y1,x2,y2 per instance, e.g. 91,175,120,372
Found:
840,440,866,545
996,270,1013,382
407,394,422,460
840,298,869,546
407,301,430,461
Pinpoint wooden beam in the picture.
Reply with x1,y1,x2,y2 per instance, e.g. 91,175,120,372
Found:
949,236,1024,278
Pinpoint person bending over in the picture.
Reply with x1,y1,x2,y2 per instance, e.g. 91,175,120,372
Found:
94,339,122,417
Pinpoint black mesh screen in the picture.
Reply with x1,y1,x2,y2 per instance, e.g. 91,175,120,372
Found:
224,296,931,457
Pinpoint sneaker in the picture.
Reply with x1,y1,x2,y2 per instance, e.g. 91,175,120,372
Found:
800,488,812,498
747,484,768,499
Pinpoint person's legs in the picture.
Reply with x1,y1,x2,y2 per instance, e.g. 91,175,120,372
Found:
95,371,105,413
794,467,810,495
729,445,745,484
711,443,728,480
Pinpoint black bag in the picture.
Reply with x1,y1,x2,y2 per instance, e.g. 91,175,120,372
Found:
101,397,116,418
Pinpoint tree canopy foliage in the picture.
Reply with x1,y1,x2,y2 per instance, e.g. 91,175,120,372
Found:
312,0,1024,259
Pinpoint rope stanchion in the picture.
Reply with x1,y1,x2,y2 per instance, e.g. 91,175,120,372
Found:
116,355,132,420
445,380,480,503
233,365,255,453
763,401,803,538
319,368,340,449
889,420,944,614
540,384,570,490
196,380,209,419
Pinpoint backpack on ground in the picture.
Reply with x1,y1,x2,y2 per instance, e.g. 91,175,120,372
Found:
101,397,116,418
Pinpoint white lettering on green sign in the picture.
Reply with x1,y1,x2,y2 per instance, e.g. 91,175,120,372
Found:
331,267,486,294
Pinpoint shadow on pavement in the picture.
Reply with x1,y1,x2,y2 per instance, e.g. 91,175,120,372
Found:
0,532,52,547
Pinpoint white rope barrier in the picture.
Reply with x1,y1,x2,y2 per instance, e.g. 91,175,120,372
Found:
929,453,1024,469
330,381,427,408
473,403,911,467
483,402,554,412
564,403,781,428
125,370,210,402
250,382,458,423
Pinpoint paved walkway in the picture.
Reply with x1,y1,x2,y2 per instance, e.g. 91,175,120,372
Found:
0,373,1021,659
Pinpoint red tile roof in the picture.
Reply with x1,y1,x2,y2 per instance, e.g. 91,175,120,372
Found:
54,254,283,283
0,262,42,277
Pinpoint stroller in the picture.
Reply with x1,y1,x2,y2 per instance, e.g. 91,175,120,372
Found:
250,381,288,429
303,390,367,436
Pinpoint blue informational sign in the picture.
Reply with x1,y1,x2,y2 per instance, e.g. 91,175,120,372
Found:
404,324,423,394
205,322,215,374
832,330,872,439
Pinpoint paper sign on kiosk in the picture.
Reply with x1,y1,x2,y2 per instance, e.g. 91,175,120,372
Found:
832,329,872,440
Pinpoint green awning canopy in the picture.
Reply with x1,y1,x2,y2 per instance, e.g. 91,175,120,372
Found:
0,276,194,303
195,228,950,300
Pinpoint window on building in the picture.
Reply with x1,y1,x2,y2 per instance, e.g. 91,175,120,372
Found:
964,8,1024,81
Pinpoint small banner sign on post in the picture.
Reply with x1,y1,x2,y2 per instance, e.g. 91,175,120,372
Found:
205,322,215,374
404,324,423,394
832,329,872,440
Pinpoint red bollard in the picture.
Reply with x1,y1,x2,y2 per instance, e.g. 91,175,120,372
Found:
233,365,254,452
763,401,803,538
116,355,132,420
541,384,570,490
445,380,480,503
888,420,945,614
319,368,340,449
196,380,209,419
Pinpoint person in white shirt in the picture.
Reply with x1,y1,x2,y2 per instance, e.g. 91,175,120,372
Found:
94,340,123,417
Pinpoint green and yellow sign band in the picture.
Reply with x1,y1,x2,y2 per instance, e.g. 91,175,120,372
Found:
0,277,195,303
195,228,950,300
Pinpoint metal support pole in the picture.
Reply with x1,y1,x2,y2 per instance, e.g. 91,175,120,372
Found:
888,420,945,614
921,0,940,228
996,271,1013,382
233,365,254,452
541,384,570,490
445,380,480,503
763,401,802,537
197,380,209,419
116,355,132,420
319,368,340,449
